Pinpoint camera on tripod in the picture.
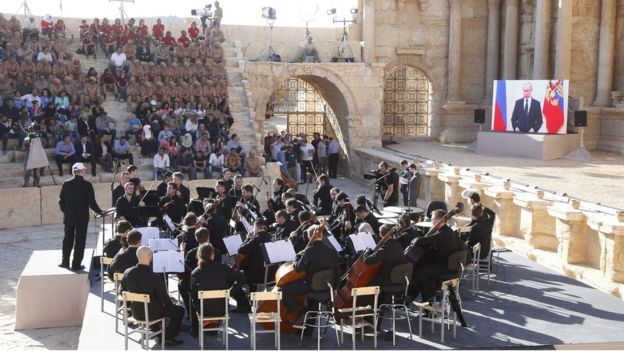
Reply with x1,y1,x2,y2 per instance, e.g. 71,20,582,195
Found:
191,4,213,31
363,169,387,190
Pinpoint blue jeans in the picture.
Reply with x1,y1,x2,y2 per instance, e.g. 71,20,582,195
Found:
208,166,221,179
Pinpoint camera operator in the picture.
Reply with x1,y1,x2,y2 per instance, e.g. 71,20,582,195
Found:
378,161,399,207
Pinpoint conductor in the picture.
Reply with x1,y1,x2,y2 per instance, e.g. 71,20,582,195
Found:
58,163,103,270
511,82,543,133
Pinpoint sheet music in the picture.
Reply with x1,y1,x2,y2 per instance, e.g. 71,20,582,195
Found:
148,239,178,251
152,250,184,273
263,240,296,264
223,235,243,256
326,235,343,252
163,214,176,232
349,232,377,252
241,216,253,234
136,227,160,245
229,219,236,229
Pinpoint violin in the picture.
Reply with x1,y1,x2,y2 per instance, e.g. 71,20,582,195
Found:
199,193,226,221
232,206,253,270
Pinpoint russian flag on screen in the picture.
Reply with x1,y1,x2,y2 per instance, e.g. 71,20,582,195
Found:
493,80,507,131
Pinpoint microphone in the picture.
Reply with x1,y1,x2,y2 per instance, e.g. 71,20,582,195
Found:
252,183,262,191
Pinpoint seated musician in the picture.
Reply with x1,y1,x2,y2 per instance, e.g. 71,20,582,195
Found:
235,218,272,312
240,184,260,214
200,199,229,255
215,179,233,219
155,181,187,227
355,205,380,236
408,209,461,303
274,209,297,240
220,168,234,193
282,225,339,315
122,246,185,346
290,211,315,253
285,198,303,223
313,174,333,215
108,229,141,281
228,175,243,203
156,171,173,198
191,243,247,336
269,178,287,213
356,194,379,214
461,204,495,260
178,213,200,254
179,228,222,336
173,172,191,205
112,171,130,207
103,220,132,258
114,182,144,227
287,188,311,206
396,213,420,250
327,187,342,223
330,192,355,241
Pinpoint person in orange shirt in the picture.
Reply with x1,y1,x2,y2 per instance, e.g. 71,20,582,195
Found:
188,21,200,41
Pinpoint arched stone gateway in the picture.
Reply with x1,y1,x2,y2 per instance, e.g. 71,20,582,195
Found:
245,62,384,176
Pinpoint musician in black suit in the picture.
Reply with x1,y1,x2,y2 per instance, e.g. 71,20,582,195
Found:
191,243,247,336
173,172,190,205
240,184,260,214
330,192,355,240
156,171,173,198
115,182,144,227
201,199,229,254
112,171,130,207
103,220,132,258
269,178,287,213
355,205,380,236
461,205,496,260
228,175,243,203
74,135,97,176
122,246,184,346
285,198,303,224
396,213,420,250
107,230,141,280
273,210,298,240
290,211,315,253
58,163,103,270
282,225,339,314
156,181,187,225
236,219,272,305
511,82,543,133
327,187,342,224
215,180,233,220
409,209,461,302
313,174,333,215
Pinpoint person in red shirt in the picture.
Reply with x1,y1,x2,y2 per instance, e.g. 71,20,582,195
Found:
152,18,164,39
188,22,200,41
137,19,148,40
54,19,66,37
41,15,54,38
177,30,190,47
111,18,124,46
81,31,96,59
79,19,90,38
163,31,176,46
89,18,101,46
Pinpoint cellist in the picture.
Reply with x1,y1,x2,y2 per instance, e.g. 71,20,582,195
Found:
281,224,339,317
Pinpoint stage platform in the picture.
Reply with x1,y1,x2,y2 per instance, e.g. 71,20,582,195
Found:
15,249,93,330
77,251,624,349
475,131,581,160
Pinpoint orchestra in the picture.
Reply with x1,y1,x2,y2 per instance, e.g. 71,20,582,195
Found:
103,165,493,346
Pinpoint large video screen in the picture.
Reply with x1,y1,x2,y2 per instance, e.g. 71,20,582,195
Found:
491,80,568,134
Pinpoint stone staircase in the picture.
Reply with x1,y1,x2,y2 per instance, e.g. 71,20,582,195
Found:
224,41,263,151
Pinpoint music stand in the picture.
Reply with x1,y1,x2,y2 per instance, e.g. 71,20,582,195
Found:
94,208,116,252
197,187,217,199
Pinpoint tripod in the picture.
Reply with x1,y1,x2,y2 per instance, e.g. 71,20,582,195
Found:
15,0,32,18
256,20,278,61
331,18,355,62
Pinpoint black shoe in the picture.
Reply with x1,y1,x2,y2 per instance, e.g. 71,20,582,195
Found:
383,330,393,341
230,307,251,313
164,337,183,346
58,263,70,269
71,265,85,271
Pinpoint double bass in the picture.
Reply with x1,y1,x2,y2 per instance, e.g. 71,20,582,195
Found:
255,220,326,333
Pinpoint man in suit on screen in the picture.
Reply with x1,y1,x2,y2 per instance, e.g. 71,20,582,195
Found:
511,82,543,133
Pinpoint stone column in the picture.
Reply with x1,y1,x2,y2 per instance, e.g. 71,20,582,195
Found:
532,0,551,79
554,0,572,79
418,163,445,208
513,191,557,251
484,181,519,238
502,0,519,79
438,167,462,210
362,0,376,64
587,211,624,284
447,0,463,102
547,200,587,265
593,0,617,106
484,0,501,101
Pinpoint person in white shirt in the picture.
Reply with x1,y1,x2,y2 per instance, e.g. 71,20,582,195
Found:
299,138,316,183
109,46,128,76
327,137,340,178
184,114,199,134
36,46,54,63
153,147,170,180
208,149,224,179
22,16,38,41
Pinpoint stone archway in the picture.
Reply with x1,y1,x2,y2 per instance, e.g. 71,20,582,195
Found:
382,65,433,138
246,63,380,176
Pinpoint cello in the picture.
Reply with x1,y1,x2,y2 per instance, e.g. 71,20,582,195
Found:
255,220,326,333
333,225,395,309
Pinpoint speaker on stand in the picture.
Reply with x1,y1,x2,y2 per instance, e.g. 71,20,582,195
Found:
564,110,591,161
467,109,486,152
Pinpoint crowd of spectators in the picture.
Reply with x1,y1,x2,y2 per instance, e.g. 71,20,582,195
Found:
265,131,341,182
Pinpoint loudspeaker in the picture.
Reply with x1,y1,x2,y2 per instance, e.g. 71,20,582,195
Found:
574,110,587,127
474,109,486,124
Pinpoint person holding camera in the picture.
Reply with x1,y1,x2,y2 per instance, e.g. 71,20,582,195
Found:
378,161,399,207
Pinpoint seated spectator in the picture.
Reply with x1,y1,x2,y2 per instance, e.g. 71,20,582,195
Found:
154,40,170,65
158,124,174,144
22,16,38,41
167,136,179,170
163,31,176,46
178,147,196,180
7,121,26,151
16,42,34,64
188,22,200,41
109,46,128,75
153,147,170,180
55,91,70,114
140,124,158,157
54,19,66,37
75,135,97,176
115,69,129,102
226,133,244,157
184,114,199,136
125,113,142,144
207,148,225,179
3,99,19,122
95,112,117,140
113,135,134,165
177,30,191,47
40,89,54,108
78,19,89,37
85,67,98,81
100,68,117,98
95,134,114,172
225,149,242,175
36,46,54,64
40,15,54,38
136,41,152,62
194,150,208,179
55,135,76,176
64,115,79,142
81,31,96,59
244,149,264,177
1,114,11,154
194,133,211,156
152,18,164,39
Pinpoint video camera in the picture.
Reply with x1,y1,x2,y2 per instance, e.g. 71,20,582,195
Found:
363,169,388,190
191,4,213,32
